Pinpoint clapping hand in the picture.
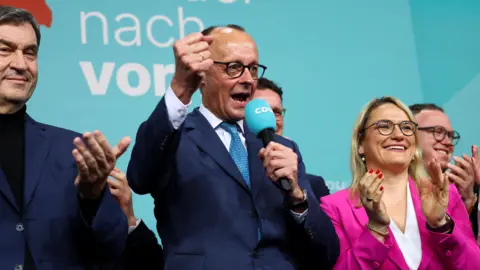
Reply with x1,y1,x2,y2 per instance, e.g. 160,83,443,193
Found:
419,159,450,228
72,131,131,200
470,145,480,186
107,167,136,227
359,169,389,230
445,153,475,207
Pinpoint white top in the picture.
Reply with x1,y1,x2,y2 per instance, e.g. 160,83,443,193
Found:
389,183,422,270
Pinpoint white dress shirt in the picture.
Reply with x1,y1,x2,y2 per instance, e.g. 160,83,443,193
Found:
128,218,142,235
389,183,422,270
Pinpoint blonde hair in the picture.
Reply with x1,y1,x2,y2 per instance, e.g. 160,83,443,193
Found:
349,96,427,203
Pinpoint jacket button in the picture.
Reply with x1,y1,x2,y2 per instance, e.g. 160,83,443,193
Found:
251,250,259,258
16,223,24,232
249,210,258,218
306,228,314,239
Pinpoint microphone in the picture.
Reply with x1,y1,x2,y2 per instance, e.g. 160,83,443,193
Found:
244,98,292,192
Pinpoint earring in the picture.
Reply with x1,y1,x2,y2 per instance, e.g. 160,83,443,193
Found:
361,156,365,162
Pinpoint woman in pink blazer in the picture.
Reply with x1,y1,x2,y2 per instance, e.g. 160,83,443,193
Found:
320,96,480,269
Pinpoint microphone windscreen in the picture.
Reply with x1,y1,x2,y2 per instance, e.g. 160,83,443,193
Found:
245,98,276,136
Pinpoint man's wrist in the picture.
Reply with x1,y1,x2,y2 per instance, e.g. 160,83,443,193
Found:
128,216,138,227
285,188,308,213
170,78,195,104
465,194,478,214
289,187,305,203
78,181,106,200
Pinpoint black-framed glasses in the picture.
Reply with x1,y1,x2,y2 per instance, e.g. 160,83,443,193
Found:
418,126,460,145
363,120,418,136
273,108,287,118
214,61,266,79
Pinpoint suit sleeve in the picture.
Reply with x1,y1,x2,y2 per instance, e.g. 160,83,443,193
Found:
428,184,480,270
290,141,340,268
307,174,330,202
320,198,394,269
127,88,187,195
76,185,128,261
122,220,164,270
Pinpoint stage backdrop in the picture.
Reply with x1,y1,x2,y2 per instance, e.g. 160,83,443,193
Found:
9,0,480,239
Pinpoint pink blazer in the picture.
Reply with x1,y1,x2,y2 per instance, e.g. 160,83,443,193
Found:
320,178,480,269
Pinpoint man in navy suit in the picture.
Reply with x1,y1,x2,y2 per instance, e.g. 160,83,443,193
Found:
0,6,129,269
253,78,330,202
97,168,164,270
127,24,339,270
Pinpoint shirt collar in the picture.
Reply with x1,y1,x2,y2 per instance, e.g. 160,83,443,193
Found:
199,104,245,135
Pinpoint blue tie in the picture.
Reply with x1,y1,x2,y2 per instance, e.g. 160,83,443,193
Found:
220,122,251,188
220,122,261,240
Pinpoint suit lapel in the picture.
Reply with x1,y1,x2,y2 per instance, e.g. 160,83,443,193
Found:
184,109,249,192
23,115,51,209
409,179,434,269
348,194,408,269
0,168,19,212
244,123,266,200
349,195,369,226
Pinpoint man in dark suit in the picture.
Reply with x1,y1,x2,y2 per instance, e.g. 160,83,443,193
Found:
96,167,164,270
127,24,340,270
410,103,479,238
0,6,129,269
253,78,330,202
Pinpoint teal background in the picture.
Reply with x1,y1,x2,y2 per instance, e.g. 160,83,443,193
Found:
24,0,480,238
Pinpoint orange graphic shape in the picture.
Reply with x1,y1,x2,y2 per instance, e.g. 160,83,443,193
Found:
0,0,53,28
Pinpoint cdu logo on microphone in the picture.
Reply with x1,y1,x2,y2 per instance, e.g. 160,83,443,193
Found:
245,98,276,136
254,107,273,114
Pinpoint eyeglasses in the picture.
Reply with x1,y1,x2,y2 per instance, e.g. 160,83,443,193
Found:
214,61,267,79
273,108,287,118
362,120,418,136
418,126,460,145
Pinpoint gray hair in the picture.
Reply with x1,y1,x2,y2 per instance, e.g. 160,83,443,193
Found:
0,6,41,47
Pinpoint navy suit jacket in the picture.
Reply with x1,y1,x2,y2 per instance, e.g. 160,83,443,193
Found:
127,98,339,270
306,174,330,202
470,184,479,238
97,220,163,270
0,115,128,269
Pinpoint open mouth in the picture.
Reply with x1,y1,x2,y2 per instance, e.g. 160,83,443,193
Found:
384,145,406,152
230,92,250,106
435,149,449,155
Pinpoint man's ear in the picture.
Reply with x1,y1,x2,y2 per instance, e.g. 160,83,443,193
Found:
199,71,207,90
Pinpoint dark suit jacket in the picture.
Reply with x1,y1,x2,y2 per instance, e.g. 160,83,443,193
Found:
127,98,340,270
0,115,127,269
97,220,164,270
306,173,330,202
98,174,332,270
471,184,479,238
